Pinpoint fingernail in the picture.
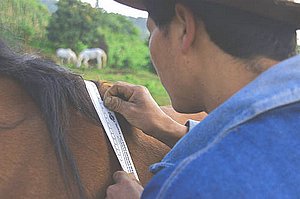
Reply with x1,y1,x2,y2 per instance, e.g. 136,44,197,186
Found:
104,97,112,106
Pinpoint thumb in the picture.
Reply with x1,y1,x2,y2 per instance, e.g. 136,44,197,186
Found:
104,96,130,114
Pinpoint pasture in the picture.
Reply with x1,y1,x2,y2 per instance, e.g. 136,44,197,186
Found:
70,66,171,106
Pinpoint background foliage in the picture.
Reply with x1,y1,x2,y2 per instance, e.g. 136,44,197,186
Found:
0,0,50,51
47,0,150,70
0,0,169,104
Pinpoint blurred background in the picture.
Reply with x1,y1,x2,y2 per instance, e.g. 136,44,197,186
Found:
0,0,299,105
0,0,171,105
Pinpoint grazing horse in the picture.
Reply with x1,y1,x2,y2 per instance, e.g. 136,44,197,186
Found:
0,41,205,199
56,48,77,65
77,48,107,69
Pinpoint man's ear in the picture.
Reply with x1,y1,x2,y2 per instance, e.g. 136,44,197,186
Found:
174,4,197,53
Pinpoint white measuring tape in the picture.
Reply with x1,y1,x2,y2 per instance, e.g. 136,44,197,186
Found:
84,80,139,181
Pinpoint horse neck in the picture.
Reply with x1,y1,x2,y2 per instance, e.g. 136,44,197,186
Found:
0,76,169,199
0,76,70,198
67,111,169,198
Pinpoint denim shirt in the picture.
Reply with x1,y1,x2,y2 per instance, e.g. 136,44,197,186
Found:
142,55,300,199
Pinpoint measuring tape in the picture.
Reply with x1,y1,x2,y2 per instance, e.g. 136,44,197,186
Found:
84,80,139,181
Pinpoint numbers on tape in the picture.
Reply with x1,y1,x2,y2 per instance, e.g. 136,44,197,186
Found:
84,80,139,181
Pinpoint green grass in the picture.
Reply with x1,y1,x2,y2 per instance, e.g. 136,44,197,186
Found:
69,66,171,106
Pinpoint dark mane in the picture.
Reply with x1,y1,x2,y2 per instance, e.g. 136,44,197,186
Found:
0,41,99,199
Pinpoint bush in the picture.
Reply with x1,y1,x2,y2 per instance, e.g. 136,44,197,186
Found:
98,27,149,70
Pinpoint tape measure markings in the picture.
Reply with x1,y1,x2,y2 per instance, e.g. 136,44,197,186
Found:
84,80,139,181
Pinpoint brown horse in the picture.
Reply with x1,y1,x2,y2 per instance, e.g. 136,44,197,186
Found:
0,42,206,199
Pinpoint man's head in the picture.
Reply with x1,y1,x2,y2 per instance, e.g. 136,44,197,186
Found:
114,0,300,112
117,0,300,61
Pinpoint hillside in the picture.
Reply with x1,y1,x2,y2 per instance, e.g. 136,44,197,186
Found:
127,17,149,40
40,0,58,13
0,0,50,50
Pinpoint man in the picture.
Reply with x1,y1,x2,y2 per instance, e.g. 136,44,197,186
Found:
104,0,300,198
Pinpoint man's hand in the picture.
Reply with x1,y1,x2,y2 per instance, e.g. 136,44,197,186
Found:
103,81,188,147
105,171,144,199
103,81,166,134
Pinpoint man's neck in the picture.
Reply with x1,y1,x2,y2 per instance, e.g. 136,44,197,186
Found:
195,51,279,113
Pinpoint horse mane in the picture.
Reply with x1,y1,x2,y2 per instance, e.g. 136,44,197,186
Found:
0,41,99,199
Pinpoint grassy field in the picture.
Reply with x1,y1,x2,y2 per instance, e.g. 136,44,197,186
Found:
69,66,171,106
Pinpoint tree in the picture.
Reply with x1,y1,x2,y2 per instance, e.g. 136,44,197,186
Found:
48,0,89,51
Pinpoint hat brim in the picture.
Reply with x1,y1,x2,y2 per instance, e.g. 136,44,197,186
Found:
114,0,146,10
114,0,300,27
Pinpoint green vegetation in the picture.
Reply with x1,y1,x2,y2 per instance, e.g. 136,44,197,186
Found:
40,0,58,13
0,0,170,105
0,0,167,104
0,0,50,51
47,0,150,70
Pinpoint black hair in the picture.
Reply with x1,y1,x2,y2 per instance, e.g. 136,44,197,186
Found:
144,0,297,62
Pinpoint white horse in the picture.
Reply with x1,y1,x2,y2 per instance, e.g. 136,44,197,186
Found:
77,48,107,69
56,48,77,65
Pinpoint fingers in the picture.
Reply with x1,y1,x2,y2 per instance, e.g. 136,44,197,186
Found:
106,171,144,199
105,81,135,101
113,171,136,183
103,82,137,113
113,171,140,184
98,80,113,98
104,95,129,113
113,171,130,183
102,81,161,135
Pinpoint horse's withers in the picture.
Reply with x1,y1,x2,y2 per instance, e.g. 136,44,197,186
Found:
0,76,170,199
